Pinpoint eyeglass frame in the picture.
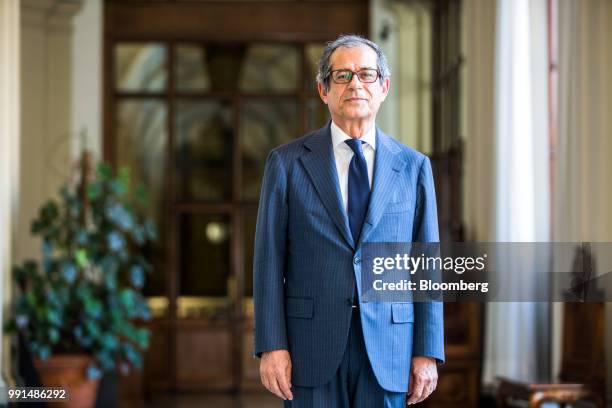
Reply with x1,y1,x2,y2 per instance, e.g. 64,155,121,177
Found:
327,68,381,84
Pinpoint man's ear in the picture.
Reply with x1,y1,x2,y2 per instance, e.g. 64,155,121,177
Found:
380,77,390,101
317,82,328,104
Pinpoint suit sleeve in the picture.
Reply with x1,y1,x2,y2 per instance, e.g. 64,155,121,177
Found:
253,150,289,358
412,156,445,363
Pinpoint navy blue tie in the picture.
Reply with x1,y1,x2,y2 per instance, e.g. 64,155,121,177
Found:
345,139,371,244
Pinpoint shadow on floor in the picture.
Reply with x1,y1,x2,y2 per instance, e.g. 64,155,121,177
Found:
133,392,281,408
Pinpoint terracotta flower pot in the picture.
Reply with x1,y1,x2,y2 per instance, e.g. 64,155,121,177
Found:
33,354,100,408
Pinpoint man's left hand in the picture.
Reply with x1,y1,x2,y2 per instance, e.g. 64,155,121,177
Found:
406,356,438,405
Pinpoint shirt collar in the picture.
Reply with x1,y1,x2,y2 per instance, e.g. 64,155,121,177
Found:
330,121,377,151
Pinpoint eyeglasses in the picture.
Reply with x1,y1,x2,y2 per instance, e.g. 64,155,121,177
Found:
329,69,380,84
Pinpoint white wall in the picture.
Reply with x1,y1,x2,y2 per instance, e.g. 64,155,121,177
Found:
0,0,21,394
371,0,433,153
370,0,399,139
71,0,102,160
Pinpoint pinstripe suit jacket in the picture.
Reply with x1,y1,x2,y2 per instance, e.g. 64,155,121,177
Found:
253,122,444,393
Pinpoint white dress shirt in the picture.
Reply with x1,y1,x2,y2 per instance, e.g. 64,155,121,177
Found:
330,121,376,213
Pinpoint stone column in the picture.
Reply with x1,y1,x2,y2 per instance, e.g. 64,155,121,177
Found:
0,0,82,397
19,0,83,262
0,0,21,398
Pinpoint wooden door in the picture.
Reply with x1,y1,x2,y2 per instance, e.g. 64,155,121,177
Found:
104,0,368,392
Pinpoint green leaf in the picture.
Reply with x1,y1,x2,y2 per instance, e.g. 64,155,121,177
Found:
25,293,37,308
104,273,117,290
135,328,150,349
42,201,59,220
118,167,131,186
109,180,126,196
101,256,119,275
74,249,89,268
59,185,72,201
87,181,103,200
76,283,91,301
25,260,38,272
31,220,44,234
75,229,88,245
86,364,102,380
135,184,149,204
144,219,157,241
85,298,102,319
48,327,60,343
132,226,145,245
56,287,69,304
107,232,125,252
45,309,62,326
101,333,119,351
85,320,101,338
42,240,53,259
13,265,27,285
97,163,113,180
37,345,51,360
60,260,77,283
68,200,81,219
119,289,135,310
129,265,145,287
4,320,17,333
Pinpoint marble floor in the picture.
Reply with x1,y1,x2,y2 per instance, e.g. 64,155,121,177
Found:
126,393,281,408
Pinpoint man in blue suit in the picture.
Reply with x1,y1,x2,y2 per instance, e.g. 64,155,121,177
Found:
254,35,444,407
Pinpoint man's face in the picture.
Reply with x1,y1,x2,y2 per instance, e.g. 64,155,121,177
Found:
318,45,389,125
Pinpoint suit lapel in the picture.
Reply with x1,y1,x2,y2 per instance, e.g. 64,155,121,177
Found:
300,124,355,250
357,129,406,247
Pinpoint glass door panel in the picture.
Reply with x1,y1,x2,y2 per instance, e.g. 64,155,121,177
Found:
115,43,167,92
115,99,168,302
304,43,325,91
242,209,257,298
306,97,330,132
174,99,234,201
175,44,212,92
240,99,298,201
178,213,232,322
239,44,300,92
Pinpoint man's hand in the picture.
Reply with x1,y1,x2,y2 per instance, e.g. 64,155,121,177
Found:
260,349,293,401
406,356,438,405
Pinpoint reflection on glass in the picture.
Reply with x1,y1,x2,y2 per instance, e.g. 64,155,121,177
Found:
176,296,231,321
239,44,299,92
240,99,298,200
147,297,169,319
179,213,231,297
305,43,325,91
306,97,330,132
115,43,167,92
176,44,248,92
175,44,211,91
175,100,234,201
243,209,257,297
116,99,168,296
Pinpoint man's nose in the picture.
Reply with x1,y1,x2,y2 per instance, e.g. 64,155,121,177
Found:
347,73,364,89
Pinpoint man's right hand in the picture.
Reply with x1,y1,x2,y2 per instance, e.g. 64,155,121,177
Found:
260,349,293,401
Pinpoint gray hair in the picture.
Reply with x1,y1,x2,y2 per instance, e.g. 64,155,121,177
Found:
316,34,391,92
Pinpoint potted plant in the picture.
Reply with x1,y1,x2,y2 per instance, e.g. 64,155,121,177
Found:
5,151,156,408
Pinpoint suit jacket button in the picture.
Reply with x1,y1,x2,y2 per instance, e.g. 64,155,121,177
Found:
353,257,361,265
